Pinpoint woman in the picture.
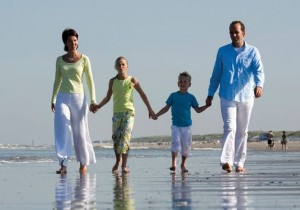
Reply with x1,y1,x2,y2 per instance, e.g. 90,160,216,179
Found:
51,28,98,174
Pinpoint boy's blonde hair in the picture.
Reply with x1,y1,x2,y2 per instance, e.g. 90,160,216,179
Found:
178,71,192,82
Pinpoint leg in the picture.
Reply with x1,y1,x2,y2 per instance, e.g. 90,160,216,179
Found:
180,126,192,173
170,151,178,171
54,94,73,172
121,153,130,173
70,94,96,171
170,126,181,171
181,155,188,173
234,99,254,172
220,98,237,172
112,151,122,173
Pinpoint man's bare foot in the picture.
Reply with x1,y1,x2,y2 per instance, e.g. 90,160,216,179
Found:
222,163,232,173
236,166,245,173
79,165,87,174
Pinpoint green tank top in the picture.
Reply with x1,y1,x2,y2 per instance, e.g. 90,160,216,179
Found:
112,76,135,113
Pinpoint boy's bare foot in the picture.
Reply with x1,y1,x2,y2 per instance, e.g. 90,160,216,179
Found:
56,166,67,174
236,166,245,173
222,163,232,173
169,166,176,171
181,164,188,174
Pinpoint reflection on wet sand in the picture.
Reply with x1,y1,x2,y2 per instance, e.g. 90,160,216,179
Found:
113,173,135,210
221,174,249,210
171,174,192,209
54,173,97,209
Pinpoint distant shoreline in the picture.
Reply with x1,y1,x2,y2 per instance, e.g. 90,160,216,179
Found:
94,140,300,152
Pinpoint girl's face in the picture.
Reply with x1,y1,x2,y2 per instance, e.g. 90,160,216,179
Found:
115,58,128,74
66,36,78,51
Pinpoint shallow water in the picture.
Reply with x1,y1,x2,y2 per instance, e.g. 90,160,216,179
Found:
0,148,300,209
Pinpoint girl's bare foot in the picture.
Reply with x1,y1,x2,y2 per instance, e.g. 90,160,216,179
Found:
112,164,119,173
122,167,130,174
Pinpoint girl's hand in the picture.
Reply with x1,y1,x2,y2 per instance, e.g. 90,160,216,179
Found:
89,104,98,113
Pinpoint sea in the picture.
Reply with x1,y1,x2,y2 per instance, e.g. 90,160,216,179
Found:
1,144,300,209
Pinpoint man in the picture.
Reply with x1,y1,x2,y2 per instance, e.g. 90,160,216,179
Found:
206,20,265,173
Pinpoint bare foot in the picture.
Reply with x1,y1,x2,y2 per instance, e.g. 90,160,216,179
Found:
222,163,232,173
112,165,119,173
236,166,245,173
181,164,188,174
122,167,130,174
169,165,176,171
56,166,67,174
79,165,87,174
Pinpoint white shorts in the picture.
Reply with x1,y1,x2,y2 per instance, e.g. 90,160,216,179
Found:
171,125,192,157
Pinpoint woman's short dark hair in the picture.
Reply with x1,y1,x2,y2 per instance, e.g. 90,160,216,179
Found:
62,28,79,52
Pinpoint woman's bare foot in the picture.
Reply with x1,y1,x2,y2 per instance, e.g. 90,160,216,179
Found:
222,163,232,173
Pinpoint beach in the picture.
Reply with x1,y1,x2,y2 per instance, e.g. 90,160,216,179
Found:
1,145,300,209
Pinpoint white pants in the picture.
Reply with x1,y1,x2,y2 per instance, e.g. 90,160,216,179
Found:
54,93,96,166
220,98,254,168
171,126,192,157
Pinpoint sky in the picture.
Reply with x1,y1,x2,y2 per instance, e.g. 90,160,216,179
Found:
1,0,299,145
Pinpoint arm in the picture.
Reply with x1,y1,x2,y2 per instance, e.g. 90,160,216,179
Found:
252,48,265,98
83,56,98,112
155,105,170,118
131,77,156,119
51,58,62,112
194,105,208,113
97,78,113,110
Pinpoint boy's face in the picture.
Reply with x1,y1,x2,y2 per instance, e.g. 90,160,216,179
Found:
177,76,191,92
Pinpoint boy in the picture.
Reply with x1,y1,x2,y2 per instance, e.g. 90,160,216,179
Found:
155,72,208,173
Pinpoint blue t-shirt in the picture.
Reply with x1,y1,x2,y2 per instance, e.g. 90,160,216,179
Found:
166,91,199,127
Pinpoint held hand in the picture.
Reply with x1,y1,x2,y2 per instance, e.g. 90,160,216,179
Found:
254,86,263,98
51,103,55,113
89,104,98,113
205,96,213,107
149,110,157,120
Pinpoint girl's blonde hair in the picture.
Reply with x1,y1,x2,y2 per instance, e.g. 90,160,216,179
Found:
114,56,128,69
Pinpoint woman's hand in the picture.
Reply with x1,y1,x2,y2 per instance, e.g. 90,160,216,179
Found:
51,103,55,112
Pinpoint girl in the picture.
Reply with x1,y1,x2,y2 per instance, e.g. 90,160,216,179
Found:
97,56,156,173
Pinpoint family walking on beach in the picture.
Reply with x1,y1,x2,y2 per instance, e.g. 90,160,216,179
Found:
51,20,265,175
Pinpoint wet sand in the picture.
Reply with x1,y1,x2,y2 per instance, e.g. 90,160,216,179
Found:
0,149,300,209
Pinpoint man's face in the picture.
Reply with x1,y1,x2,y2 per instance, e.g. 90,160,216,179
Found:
230,23,245,47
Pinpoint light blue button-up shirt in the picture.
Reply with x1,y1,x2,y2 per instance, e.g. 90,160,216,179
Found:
208,42,265,102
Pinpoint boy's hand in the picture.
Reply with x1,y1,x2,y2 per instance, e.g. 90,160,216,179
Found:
89,104,98,113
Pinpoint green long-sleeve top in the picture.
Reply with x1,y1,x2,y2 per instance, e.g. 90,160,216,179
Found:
51,54,96,104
